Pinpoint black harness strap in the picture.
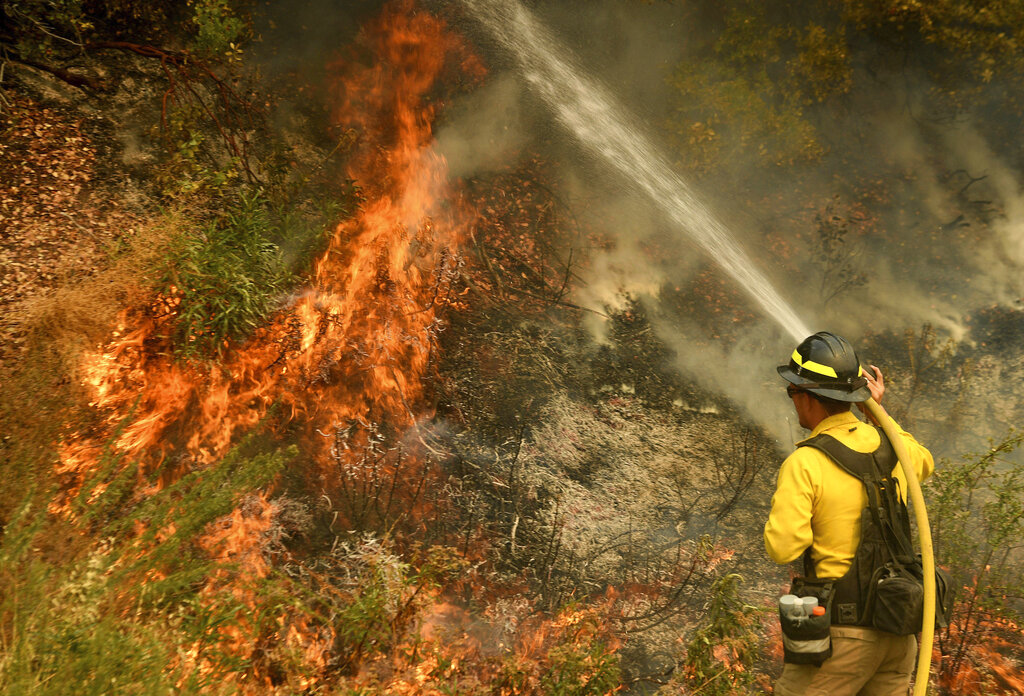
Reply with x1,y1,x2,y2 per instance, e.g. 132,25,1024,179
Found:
800,429,915,566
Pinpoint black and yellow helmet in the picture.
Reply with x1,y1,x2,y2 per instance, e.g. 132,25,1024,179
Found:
777,331,870,402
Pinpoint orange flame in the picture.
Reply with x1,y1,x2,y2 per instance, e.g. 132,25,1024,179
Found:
55,0,484,688
937,614,1024,694
58,0,480,494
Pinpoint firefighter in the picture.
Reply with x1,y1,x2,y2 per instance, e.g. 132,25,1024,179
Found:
766,331,935,696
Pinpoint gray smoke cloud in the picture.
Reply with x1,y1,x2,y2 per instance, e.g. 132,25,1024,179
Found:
436,0,1023,450
943,126,1024,303
248,1,1022,452
245,0,1020,455
435,74,530,179
652,314,805,445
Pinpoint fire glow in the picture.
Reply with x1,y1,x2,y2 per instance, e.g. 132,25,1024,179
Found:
55,0,481,686
60,2,476,492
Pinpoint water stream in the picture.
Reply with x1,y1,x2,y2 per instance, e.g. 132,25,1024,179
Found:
458,0,811,342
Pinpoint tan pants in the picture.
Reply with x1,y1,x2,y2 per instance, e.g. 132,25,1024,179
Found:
775,625,917,696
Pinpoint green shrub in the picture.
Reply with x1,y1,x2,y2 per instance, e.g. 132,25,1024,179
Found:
189,0,247,58
335,538,414,666
4,0,90,58
0,546,198,696
665,573,764,696
4,0,178,58
0,438,293,694
332,539,468,671
541,638,621,696
929,429,1024,687
161,190,291,360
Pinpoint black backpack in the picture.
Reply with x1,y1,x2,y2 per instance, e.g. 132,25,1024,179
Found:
799,428,955,635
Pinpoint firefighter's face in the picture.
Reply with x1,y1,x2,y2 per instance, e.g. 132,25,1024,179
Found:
787,385,814,429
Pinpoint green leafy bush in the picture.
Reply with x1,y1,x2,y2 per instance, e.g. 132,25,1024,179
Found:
541,638,621,696
929,429,1024,688
161,190,291,359
4,0,91,58
4,0,178,58
664,573,764,696
335,537,416,667
189,0,247,58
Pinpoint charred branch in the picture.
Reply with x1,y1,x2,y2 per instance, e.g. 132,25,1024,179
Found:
0,46,101,90
942,169,989,196
81,41,263,185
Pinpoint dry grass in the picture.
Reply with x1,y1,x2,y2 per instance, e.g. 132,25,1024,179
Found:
15,216,176,373
0,94,147,367
0,211,180,519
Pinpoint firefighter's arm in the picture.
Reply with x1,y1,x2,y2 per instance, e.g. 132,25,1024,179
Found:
764,451,819,564
893,424,936,482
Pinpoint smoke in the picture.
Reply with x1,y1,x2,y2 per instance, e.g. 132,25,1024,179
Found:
437,0,1024,446
250,0,386,78
435,75,530,178
943,126,1024,303
248,0,1022,449
651,313,803,445
819,108,1024,331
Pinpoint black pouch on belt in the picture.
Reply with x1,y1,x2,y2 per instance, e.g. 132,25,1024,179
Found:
781,578,835,666
871,557,956,634
870,562,923,635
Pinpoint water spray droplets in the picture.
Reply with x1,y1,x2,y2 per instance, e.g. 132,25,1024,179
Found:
461,0,811,341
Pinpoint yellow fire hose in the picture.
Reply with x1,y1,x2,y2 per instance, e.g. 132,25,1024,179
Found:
863,397,935,696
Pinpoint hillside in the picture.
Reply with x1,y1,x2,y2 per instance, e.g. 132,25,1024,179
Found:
1,1,1022,694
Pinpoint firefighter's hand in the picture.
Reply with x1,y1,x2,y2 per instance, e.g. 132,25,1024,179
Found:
857,365,884,421
864,364,884,403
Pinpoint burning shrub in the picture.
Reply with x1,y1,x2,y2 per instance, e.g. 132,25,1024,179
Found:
0,437,294,694
0,544,192,695
662,573,766,696
497,605,621,696
334,536,424,670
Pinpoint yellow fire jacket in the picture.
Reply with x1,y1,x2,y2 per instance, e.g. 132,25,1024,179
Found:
764,410,935,580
